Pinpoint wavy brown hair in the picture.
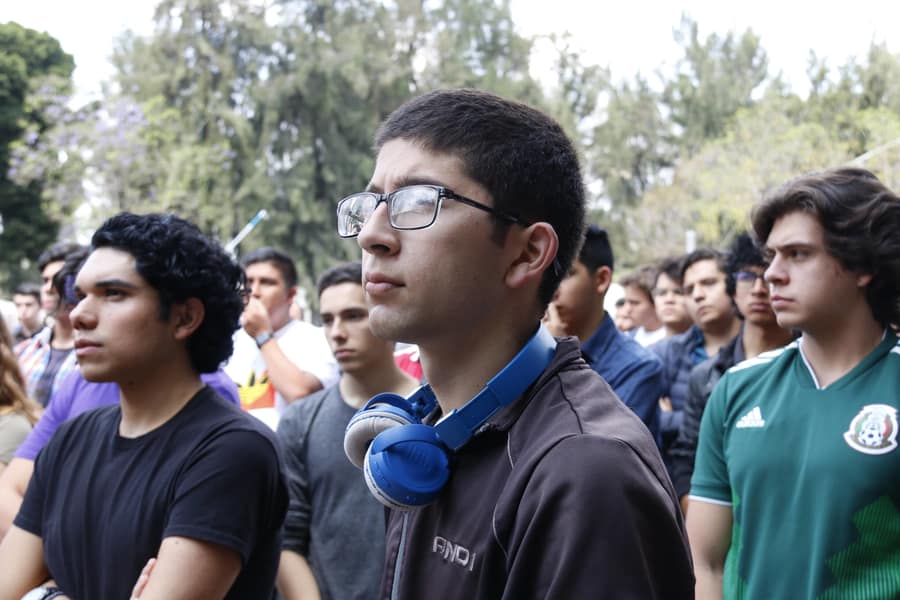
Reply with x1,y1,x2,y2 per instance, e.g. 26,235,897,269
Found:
0,318,39,424
752,167,900,331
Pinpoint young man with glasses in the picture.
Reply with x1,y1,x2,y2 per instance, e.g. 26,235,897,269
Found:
689,168,900,598
669,233,794,513
337,89,692,598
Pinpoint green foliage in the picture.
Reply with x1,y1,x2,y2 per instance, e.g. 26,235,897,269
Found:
8,8,900,290
0,22,74,290
662,15,768,157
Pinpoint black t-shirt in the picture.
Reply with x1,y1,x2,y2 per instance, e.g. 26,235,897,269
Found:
15,386,288,599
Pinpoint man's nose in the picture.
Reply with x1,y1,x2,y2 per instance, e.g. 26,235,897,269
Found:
357,203,398,256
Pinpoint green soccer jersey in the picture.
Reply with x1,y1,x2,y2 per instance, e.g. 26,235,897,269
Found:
692,333,900,599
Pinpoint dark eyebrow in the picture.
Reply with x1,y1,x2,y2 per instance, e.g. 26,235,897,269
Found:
365,176,445,194
95,279,140,291
770,242,817,253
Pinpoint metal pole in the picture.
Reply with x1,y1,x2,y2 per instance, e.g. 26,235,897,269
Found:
225,209,269,255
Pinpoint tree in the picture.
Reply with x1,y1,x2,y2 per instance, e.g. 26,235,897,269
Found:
662,15,769,157
618,92,854,267
0,22,74,290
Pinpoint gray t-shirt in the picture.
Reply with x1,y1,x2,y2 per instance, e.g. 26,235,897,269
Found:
277,385,386,600
0,411,31,464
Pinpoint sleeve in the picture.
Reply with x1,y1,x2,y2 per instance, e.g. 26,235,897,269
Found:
611,359,664,441
669,364,709,497
13,430,55,536
500,436,694,599
659,408,683,441
164,429,288,564
14,370,80,460
689,375,733,504
275,405,315,556
0,414,32,464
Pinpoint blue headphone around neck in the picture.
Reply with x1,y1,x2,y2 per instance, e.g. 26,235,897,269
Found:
343,325,557,510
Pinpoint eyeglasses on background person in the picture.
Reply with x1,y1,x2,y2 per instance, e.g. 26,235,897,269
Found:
733,270,766,286
336,184,529,238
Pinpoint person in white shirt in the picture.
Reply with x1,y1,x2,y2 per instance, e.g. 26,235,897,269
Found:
224,247,338,429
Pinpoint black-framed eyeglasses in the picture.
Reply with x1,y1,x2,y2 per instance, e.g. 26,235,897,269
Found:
336,184,530,238
734,270,766,285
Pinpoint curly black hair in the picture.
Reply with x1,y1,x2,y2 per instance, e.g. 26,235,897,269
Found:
91,213,245,373
752,167,900,330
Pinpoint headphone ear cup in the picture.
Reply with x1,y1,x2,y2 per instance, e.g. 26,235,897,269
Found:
344,402,418,468
364,424,450,510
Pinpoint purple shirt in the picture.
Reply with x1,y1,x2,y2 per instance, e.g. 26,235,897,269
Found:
14,370,240,461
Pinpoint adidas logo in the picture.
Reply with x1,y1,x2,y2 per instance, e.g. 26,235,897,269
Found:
736,406,766,429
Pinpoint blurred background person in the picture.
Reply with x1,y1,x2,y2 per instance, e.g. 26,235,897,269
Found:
621,264,665,346
15,243,85,407
652,256,693,338
11,284,42,344
0,318,38,474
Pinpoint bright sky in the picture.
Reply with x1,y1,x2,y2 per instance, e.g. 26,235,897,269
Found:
4,0,899,103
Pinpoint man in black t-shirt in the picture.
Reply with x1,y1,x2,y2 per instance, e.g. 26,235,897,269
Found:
0,213,287,600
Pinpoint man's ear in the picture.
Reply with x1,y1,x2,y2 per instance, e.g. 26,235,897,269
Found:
287,285,298,302
593,266,613,296
505,222,559,290
172,298,205,341
856,272,873,289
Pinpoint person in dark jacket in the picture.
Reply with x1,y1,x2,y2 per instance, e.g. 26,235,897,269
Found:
669,233,795,511
338,89,693,599
547,225,664,441
651,248,741,473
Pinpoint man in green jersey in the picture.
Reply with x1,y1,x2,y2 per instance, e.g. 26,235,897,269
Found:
688,167,900,599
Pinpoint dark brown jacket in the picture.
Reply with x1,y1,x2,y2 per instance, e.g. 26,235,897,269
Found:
379,337,694,599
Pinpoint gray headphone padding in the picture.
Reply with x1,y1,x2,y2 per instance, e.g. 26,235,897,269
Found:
344,407,416,468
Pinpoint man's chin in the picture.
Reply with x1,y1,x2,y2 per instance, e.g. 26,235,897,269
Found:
368,311,415,345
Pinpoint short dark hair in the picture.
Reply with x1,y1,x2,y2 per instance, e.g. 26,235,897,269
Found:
91,213,245,373
13,282,41,302
37,242,83,272
52,247,90,307
375,89,586,308
317,262,363,298
725,232,766,296
620,264,658,304
681,248,727,281
577,225,614,272
656,256,686,286
751,167,900,329
241,247,298,289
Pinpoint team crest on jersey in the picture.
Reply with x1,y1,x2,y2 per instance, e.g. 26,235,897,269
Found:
843,404,898,455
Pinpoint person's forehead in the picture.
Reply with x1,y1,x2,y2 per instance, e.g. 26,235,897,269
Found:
245,261,285,281
766,211,824,247
736,263,766,273
319,281,366,313
370,139,489,203
624,284,650,299
14,294,37,303
76,247,141,285
41,260,64,277
684,258,722,282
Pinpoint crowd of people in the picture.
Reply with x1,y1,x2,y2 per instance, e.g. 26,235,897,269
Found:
0,88,897,600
